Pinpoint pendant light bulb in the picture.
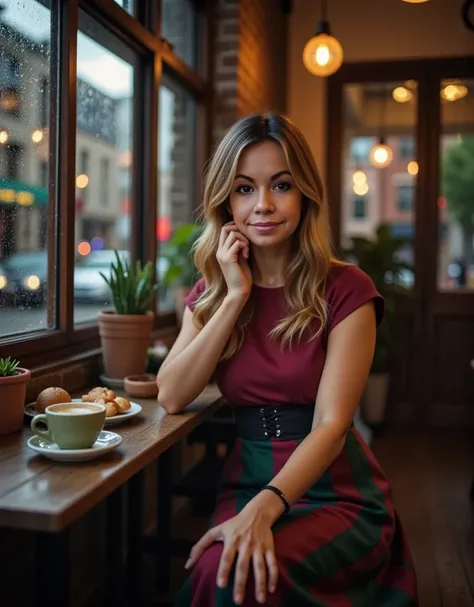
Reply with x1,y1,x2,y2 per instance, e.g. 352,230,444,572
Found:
369,140,393,168
401,0,430,3
303,21,343,77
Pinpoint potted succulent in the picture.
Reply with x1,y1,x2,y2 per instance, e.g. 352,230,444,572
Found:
0,357,31,434
343,224,412,427
98,251,158,379
162,223,202,324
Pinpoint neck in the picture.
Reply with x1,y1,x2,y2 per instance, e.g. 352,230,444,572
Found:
251,243,291,287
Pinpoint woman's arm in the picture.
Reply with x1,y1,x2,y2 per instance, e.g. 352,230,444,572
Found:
157,295,246,414
248,300,377,522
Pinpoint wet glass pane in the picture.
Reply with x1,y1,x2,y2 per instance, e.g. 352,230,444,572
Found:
74,17,134,323
437,78,474,290
340,81,417,291
113,0,134,16
0,0,52,337
157,79,197,315
161,0,198,68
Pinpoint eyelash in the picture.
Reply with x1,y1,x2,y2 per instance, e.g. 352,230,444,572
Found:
235,182,292,194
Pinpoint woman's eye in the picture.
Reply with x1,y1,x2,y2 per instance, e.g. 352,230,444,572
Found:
236,184,253,194
274,181,292,191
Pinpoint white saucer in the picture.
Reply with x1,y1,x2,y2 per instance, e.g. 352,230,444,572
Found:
25,399,142,426
27,430,123,462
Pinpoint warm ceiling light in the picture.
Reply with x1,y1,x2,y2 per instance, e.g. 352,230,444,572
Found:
0,130,8,144
401,0,429,3
407,161,419,175
440,83,468,102
353,182,369,196
392,87,413,103
352,170,367,186
369,140,393,168
303,1,343,77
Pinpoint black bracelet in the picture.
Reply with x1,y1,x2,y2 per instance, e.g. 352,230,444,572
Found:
262,485,291,514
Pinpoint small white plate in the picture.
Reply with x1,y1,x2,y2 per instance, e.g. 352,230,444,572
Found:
25,399,142,426
27,430,123,462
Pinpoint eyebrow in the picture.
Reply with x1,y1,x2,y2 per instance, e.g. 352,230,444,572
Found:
234,170,292,183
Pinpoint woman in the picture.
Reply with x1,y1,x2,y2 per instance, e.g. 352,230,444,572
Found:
157,112,417,606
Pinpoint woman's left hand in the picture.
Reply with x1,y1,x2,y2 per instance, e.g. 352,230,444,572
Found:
185,504,279,605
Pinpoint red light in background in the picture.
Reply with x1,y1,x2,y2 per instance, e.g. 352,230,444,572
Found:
157,216,171,242
438,196,447,209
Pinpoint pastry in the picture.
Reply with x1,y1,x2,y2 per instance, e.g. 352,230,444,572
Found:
82,387,116,402
114,396,131,413
94,398,119,417
36,387,72,413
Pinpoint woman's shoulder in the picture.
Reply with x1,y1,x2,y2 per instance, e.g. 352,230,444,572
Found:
326,261,375,292
185,277,206,311
325,261,384,330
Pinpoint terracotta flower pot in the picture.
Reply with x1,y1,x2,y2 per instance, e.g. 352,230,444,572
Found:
124,373,158,398
98,311,154,379
0,367,31,434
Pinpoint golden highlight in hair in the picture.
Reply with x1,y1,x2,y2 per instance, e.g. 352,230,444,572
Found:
192,111,342,359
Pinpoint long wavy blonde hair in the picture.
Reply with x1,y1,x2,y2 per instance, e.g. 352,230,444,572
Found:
192,111,340,359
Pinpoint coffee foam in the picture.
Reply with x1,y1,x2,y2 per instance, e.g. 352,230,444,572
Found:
49,403,103,415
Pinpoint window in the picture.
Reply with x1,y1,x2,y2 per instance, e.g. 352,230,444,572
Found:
399,137,415,159
352,197,367,219
349,137,374,163
397,185,414,212
74,15,135,324
0,0,51,337
162,0,198,68
113,0,134,15
157,80,197,313
0,0,209,363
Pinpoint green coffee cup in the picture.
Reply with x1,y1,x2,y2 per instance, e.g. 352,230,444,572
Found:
30,402,106,449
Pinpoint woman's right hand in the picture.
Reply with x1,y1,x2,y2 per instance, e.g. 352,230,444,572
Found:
217,222,252,302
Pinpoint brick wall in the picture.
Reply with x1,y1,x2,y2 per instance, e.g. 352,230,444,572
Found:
212,0,288,144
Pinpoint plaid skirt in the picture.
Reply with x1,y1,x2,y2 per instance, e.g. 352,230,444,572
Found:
175,428,418,606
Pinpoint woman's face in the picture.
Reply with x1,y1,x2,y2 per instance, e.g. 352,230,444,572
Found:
228,141,302,247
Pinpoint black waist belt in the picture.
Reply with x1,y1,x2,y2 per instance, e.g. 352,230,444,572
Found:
233,404,315,441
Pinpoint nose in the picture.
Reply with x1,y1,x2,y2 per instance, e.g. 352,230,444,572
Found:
254,188,275,214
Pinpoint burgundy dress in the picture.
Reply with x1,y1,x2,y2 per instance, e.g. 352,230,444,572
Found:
176,264,418,606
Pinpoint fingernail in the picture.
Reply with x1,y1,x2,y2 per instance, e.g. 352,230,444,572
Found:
184,560,190,569
217,577,225,587
258,593,266,603
234,595,242,604
270,585,275,593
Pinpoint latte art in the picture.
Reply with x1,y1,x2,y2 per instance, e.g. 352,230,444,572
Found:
50,404,103,415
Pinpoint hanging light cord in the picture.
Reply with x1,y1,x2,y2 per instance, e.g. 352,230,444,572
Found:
321,0,328,21
462,0,474,31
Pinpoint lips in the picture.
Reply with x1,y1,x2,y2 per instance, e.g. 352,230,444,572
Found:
251,222,282,227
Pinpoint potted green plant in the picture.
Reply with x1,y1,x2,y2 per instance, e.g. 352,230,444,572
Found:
0,357,31,434
343,223,412,426
98,251,158,380
161,223,202,324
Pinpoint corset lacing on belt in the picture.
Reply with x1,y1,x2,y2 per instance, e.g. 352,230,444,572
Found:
233,404,315,441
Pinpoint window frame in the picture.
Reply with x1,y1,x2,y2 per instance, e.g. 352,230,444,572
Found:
0,0,212,367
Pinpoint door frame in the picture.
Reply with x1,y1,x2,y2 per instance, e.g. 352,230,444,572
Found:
325,56,474,426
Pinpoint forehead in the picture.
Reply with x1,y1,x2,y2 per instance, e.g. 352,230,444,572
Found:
236,140,288,175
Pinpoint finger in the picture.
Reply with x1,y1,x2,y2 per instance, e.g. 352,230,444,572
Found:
227,240,245,264
233,544,252,605
218,223,236,249
222,231,248,252
252,550,267,604
216,542,238,589
265,548,278,593
185,527,220,569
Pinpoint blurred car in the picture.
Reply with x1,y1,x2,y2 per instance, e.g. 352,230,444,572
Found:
74,250,129,303
1,250,47,306
74,250,169,304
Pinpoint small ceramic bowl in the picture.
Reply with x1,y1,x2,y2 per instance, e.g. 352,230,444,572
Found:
123,373,158,398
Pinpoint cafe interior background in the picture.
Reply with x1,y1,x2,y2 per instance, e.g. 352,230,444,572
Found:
0,0,473,605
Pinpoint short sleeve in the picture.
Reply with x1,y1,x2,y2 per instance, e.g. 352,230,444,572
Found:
327,265,384,333
185,277,206,311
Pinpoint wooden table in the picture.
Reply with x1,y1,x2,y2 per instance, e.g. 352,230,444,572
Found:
0,385,224,605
